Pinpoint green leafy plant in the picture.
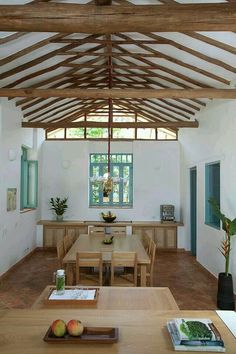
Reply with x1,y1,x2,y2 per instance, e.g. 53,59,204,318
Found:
50,197,68,216
208,197,236,276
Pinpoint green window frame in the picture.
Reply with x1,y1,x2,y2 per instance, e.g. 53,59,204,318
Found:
20,146,38,210
89,153,133,208
205,161,220,229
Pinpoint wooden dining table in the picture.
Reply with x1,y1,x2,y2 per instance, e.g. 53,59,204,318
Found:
32,286,179,310
1,309,235,354
63,234,150,286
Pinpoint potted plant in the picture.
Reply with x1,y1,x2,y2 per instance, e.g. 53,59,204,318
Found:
208,197,236,310
50,197,68,221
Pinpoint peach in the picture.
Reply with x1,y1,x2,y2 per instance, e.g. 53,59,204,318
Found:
51,319,66,337
67,319,84,336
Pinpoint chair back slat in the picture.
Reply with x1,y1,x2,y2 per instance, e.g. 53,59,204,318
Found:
111,252,137,286
76,252,103,286
148,240,157,286
56,239,65,268
63,234,75,253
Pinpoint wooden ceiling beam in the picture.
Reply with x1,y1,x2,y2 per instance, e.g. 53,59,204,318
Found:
2,88,236,99
1,4,236,33
53,39,169,45
22,120,198,129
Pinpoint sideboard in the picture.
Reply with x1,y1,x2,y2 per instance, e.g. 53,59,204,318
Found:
37,220,183,250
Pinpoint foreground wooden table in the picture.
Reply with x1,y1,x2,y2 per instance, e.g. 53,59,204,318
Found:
0,309,235,354
63,234,150,286
32,286,179,310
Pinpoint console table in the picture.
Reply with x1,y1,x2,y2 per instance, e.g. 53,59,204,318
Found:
37,220,183,250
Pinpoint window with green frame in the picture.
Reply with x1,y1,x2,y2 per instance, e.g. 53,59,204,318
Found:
89,153,133,207
20,146,38,210
205,161,220,229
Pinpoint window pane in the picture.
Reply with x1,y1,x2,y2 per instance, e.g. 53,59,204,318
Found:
91,183,100,204
137,128,156,140
92,166,100,177
113,184,120,203
66,128,84,139
123,166,130,178
113,128,135,139
47,129,65,139
127,155,132,163
158,128,177,140
113,166,120,177
86,128,108,138
123,181,130,203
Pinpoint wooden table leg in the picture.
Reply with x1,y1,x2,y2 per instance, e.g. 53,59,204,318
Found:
140,264,147,287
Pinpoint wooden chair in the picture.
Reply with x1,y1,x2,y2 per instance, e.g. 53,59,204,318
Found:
110,252,137,287
63,234,75,253
76,252,103,286
56,239,65,269
142,233,152,254
146,240,157,286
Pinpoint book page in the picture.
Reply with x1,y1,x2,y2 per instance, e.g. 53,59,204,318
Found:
216,311,236,338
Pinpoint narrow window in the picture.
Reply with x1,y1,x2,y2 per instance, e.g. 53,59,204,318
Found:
20,146,38,210
205,161,220,229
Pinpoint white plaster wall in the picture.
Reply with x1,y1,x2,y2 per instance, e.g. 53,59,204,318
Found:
0,98,43,276
179,99,236,291
41,140,181,224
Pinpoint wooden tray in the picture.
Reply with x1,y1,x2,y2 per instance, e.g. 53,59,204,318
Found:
43,287,99,307
44,326,119,344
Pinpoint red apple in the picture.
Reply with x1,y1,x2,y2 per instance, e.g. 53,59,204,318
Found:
51,319,66,337
67,319,84,336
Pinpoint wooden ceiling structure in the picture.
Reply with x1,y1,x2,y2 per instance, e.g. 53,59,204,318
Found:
0,0,236,135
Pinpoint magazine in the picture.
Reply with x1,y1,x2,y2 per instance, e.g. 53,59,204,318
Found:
167,318,226,352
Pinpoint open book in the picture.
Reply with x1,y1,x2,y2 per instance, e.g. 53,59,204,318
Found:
167,318,225,352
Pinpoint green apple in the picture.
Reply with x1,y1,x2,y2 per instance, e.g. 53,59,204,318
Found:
51,319,66,337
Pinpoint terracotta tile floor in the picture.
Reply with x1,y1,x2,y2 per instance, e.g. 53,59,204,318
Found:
0,249,228,310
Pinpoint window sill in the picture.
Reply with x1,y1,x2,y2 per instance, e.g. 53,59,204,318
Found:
20,208,37,214
205,222,220,231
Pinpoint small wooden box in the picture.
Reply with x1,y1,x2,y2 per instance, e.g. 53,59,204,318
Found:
43,286,99,308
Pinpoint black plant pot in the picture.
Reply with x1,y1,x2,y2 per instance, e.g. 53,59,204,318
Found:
217,272,235,310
